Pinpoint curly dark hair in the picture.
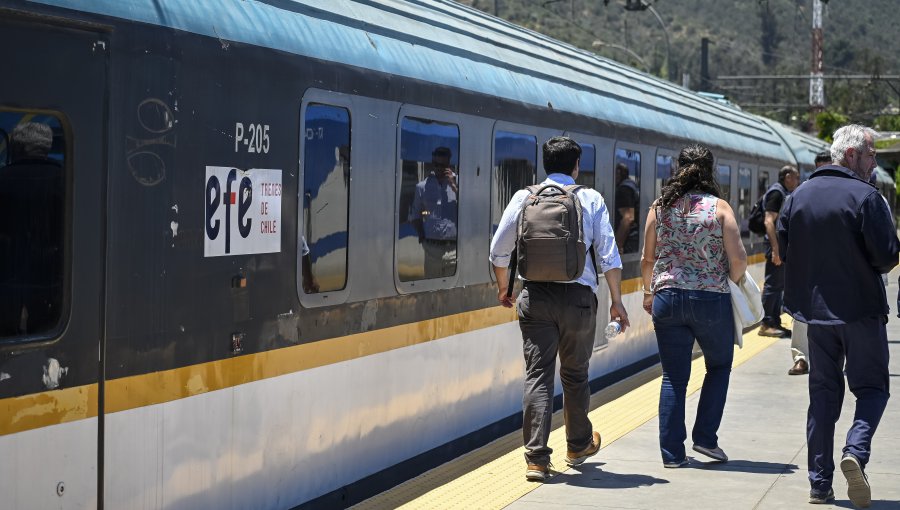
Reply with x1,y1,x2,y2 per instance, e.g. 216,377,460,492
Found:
657,144,720,208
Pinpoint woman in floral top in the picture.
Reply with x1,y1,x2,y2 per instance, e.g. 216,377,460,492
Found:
640,144,747,468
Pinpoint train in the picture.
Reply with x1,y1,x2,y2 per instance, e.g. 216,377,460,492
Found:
0,0,831,509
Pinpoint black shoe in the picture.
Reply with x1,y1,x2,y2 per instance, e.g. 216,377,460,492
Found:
809,487,834,504
840,454,871,508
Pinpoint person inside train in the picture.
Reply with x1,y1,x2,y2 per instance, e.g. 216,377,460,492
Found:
410,146,458,278
0,121,64,337
300,236,319,294
614,162,639,254
778,124,899,507
758,165,800,341
490,136,628,482
640,143,747,468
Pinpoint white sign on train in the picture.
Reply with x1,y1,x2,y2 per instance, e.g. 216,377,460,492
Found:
204,167,282,257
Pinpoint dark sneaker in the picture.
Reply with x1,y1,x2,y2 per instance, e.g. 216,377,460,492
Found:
809,488,834,504
789,359,809,375
692,444,728,462
525,463,550,482
759,326,785,337
565,431,601,466
840,454,871,508
663,458,689,468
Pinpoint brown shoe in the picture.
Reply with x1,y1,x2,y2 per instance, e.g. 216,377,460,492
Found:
525,463,550,482
788,359,809,375
565,431,601,466
759,326,785,337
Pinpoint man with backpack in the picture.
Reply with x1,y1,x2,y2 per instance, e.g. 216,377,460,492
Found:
758,166,800,343
489,136,629,482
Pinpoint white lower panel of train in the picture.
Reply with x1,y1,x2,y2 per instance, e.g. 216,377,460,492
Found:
103,302,660,508
2,262,764,509
0,418,98,509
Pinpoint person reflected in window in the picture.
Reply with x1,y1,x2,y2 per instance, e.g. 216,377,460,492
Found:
410,147,458,278
0,122,64,336
614,163,639,253
300,236,319,294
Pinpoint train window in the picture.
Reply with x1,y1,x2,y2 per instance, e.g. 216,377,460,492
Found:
576,142,595,189
737,166,752,238
655,154,675,198
302,104,350,293
758,171,770,199
0,111,66,339
492,131,537,234
397,117,460,282
614,148,641,255
717,164,731,203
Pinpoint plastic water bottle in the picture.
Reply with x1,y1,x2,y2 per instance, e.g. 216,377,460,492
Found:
604,320,622,339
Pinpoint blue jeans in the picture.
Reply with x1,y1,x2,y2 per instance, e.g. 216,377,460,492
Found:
652,288,735,464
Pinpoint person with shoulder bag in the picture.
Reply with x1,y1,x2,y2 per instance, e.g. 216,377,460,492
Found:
489,136,629,482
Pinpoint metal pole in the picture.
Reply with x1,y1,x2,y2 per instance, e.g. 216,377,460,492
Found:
646,5,672,82
810,0,825,127
701,37,710,91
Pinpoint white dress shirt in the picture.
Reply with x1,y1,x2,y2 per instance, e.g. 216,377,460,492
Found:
489,173,622,292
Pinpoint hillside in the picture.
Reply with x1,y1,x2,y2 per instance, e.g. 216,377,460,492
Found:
460,0,900,128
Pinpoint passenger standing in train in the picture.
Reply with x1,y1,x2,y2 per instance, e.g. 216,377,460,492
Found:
640,144,747,468
614,163,640,254
758,166,800,345
410,147,458,278
778,124,899,507
784,152,832,377
0,122,64,337
490,136,629,482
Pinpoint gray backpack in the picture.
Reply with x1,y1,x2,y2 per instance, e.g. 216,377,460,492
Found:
508,184,588,291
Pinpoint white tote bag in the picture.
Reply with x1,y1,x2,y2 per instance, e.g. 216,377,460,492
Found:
728,272,764,348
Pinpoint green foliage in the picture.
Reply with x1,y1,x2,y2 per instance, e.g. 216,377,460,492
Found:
875,115,900,132
816,111,850,142
461,0,899,130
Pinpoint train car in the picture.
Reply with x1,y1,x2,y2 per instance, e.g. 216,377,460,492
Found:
0,1,825,508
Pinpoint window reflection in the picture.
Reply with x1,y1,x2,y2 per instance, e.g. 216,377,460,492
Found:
398,117,460,282
758,171,770,202
492,131,537,234
302,104,350,293
615,148,641,254
737,167,752,237
575,142,595,189
0,111,65,338
717,164,731,203
655,154,675,198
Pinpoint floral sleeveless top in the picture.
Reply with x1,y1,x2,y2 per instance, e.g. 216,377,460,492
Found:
651,192,729,294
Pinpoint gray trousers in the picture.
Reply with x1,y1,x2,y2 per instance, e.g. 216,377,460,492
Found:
517,281,597,465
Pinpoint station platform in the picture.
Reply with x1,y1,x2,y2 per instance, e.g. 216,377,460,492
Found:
352,277,900,510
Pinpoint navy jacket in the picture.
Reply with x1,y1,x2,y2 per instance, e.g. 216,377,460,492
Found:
777,165,900,324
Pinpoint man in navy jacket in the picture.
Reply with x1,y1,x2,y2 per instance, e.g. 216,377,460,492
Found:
778,124,899,507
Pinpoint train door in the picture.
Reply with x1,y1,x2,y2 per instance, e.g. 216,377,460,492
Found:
566,132,616,350
0,14,108,509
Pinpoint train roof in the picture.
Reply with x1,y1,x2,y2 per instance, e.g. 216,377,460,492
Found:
32,0,796,161
760,118,830,168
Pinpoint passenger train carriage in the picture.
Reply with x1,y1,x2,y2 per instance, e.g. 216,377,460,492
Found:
0,0,828,508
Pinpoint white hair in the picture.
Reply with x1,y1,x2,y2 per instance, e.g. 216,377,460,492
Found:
830,124,877,164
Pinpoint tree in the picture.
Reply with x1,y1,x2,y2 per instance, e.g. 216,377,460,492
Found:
816,110,849,142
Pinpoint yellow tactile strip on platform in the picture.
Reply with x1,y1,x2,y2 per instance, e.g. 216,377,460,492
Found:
351,322,784,510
